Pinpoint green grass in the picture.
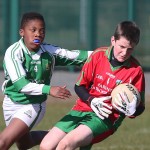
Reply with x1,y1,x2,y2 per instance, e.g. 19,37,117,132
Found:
0,95,150,150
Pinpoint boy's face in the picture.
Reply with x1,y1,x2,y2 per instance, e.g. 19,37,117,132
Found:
19,19,45,51
111,36,136,62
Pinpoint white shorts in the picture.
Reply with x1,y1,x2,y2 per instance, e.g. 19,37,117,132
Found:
2,95,46,128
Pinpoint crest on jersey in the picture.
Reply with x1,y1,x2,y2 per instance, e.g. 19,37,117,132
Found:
116,79,122,85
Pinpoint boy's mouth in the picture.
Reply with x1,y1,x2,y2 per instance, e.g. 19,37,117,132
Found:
33,39,40,44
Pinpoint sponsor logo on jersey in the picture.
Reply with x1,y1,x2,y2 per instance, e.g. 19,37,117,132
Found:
96,74,103,80
106,72,115,79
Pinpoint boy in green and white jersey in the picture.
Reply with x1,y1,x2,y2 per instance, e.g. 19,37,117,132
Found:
0,12,92,150
3,38,90,104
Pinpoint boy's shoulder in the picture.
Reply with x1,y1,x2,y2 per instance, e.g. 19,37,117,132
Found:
91,46,108,56
130,56,141,66
5,41,20,54
94,46,108,52
40,43,61,53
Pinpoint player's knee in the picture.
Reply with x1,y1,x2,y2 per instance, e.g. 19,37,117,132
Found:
57,139,72,150
0,137,8,149
40,142,53,150
40,143,46,150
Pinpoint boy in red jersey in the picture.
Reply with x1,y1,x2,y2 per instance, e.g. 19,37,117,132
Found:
40,21,145,150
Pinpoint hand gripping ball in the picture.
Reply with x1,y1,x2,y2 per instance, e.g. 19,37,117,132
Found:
111,83,141,109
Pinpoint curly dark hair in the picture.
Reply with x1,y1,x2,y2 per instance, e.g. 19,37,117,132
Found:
20,12,45,29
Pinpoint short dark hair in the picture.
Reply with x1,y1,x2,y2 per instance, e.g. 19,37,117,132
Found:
20,12,45,29
114,21,140,45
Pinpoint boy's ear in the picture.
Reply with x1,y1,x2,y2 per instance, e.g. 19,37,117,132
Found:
19,29,24,37
111,36,115,46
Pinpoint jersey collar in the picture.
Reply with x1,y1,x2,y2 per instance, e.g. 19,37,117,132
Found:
19,38,43,58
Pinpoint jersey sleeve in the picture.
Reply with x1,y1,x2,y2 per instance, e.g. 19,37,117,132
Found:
41,44,92,66
20,83,50,95
3,46,50,95
75,51,96,88
4,46,28,87
132,68,145,117
132,67,145,105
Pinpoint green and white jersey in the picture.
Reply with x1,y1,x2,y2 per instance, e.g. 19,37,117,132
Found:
2,38,91,104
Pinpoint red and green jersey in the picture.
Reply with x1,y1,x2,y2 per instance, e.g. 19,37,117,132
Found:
73,46,145,128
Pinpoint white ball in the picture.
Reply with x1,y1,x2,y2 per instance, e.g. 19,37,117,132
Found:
111,83,141,109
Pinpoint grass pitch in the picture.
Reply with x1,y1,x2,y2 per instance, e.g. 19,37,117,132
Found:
0,95,150,150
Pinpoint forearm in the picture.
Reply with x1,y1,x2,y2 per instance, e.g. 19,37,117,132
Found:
130,103,145,118
54,49,92,66
20,83,50,95
74,84,93,103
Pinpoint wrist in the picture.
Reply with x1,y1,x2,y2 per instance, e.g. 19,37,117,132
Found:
87,96,94,105
42,85,51,95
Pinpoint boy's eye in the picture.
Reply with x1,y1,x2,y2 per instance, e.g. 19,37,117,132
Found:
33,29,36,32
40,29,45,34
120,45,125,49
30,29,36,32
30,28,45,34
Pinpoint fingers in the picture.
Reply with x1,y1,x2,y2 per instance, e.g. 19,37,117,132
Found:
91,97,113,119
113,91,137,116
99,111,109,118
96,113,105,120
121,92,130,103
97,105,112,119
130,95,137,106
101,102,112,110
50,86,72,99
100,96,112,101
116,93,127,107
91,104,105,120
97,107,111,119
94,109,105,120
60,88,71,99
96,103,112,114
62,85,67,89
101,107,112,114
112,102,126,114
